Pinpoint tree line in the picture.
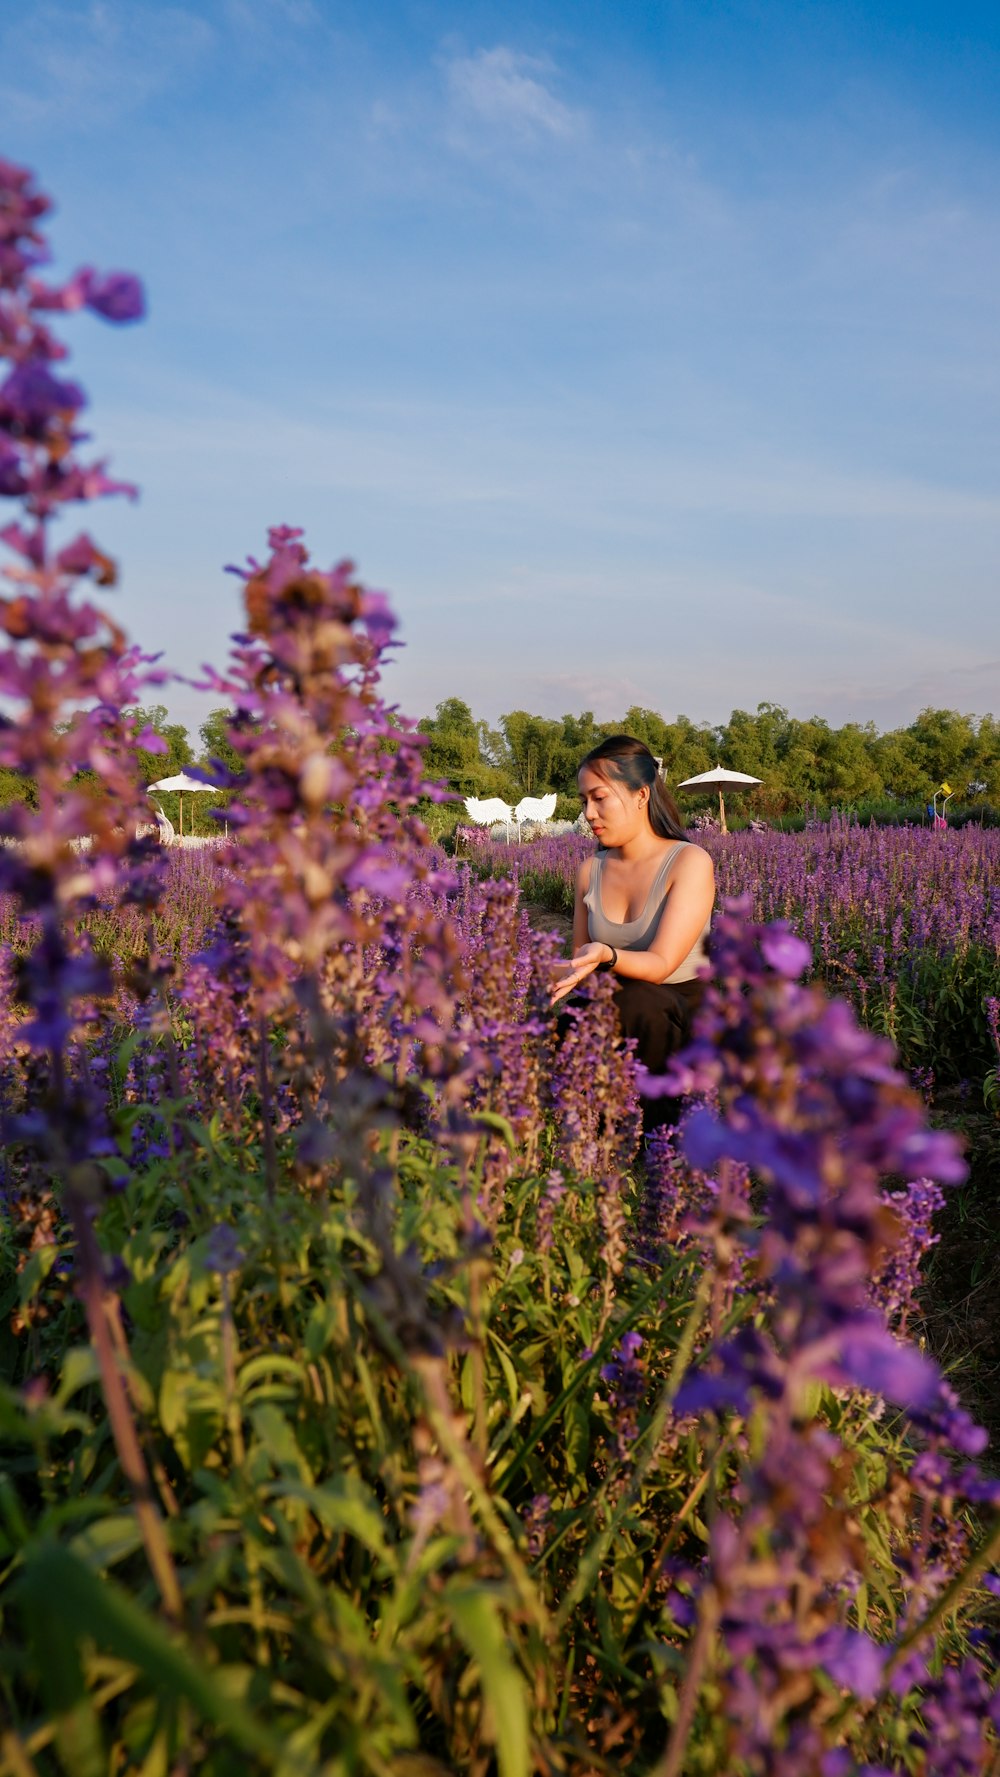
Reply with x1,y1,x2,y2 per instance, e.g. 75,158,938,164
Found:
0,706,241,830
417,698,1000,812
2,700,996,823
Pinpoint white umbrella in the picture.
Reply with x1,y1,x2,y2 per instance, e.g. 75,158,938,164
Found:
677,766,762,835
147,771,217,838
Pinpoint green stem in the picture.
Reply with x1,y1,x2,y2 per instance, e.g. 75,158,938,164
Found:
826,1511,1000,1744
413,1353,551,1642
885,1511,1000,1677
649,1588,719,1777
220,1273,269,1667
1,1729,40,1777
556,1269,713,1633
621,1455,722,1647
257,1016,279,1200
497,1267,681,1496
68,1195,183,1623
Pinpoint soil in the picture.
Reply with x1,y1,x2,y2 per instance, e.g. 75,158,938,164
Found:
919,1104,1000,1446
524,902,573,950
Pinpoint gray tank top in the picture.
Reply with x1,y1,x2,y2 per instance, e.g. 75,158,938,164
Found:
584,842,710,984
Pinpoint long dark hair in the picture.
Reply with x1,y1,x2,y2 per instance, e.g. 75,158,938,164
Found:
579,735,688,842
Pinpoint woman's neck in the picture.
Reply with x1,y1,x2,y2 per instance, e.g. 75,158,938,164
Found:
610,829,667,864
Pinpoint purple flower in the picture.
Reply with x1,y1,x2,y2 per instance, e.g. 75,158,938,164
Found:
522,1493,552,1559
656,900,994,1758
679,1105,728,1174
674,1327,786,1417
809,1627,888,1700
897,1127,968,1185
0,360,86,428
0,438,27,495
600,1330,645,1459
204,1223,245,1275
673,1370,753,1415
760,925,812,978
54,532,115,581
827,1321,940,1409
80,269,146,322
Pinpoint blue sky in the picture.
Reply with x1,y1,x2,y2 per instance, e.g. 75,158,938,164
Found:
4,0,1000,741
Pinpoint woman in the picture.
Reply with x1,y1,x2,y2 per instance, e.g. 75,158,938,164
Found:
551,735,715,1132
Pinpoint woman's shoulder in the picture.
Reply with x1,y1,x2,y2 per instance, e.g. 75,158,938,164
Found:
668,838,715,881
576,852,598,892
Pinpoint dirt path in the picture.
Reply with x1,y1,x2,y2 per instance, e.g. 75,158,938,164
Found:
523,901,573,951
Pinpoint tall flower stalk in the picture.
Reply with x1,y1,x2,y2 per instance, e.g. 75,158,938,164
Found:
0,158,182,1615
657,902,997,1774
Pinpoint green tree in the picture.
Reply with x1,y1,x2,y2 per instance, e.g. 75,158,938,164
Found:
969,714,1000,801
549,711,609,793
820,721,884,803
872,729,930,802
714,703,797,805
906,707,979,792
475,717,512,776
0,767,36,810
499,710,564,796
431,697,477,736
198,708,245,779
620,706,673,762
125,704,193,787
419,700,517,800
399,696,1000,817
657,715,717,788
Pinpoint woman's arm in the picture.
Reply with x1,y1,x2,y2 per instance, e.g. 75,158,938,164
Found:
550,860,598,1005
572,857,592,953
626,845,715,983
551,845,715,1002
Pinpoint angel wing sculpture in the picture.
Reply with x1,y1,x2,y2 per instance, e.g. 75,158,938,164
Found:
463,796,514,826
514,793,557,825
152,803,176,846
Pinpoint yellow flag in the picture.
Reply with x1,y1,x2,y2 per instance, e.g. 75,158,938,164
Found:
941,782,952,795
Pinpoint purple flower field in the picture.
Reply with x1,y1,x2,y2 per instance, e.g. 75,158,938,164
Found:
4,155,1000,1777
468,820,1000,1087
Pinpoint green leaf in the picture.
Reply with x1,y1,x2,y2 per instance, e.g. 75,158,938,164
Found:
445,1583,529,1777
68,1512,145,1573
17,1243,59,1308
488,1336,522,1415
238,1354,309,1398
303,1297,338,1362
17,1543,292,1768
468,1109,518,1152
20,1568,105,1777
496,1273,671,1495
54,1346,101,1407
249,1402,314,1481
158,1367,224,1472
274,1475,394,1570
563,1397,589,1481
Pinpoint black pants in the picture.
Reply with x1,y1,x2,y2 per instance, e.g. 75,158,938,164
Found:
614,977,703,1134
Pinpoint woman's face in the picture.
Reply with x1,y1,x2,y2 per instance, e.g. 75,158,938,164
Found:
578,763,647,844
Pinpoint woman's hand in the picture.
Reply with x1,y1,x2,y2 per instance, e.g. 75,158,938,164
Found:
550,943,610,1006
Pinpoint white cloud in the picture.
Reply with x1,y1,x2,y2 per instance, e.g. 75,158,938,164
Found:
445,46,584,143
524,668,650,716
821,659,1000,729
0,0,215,128
222,0,321,38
